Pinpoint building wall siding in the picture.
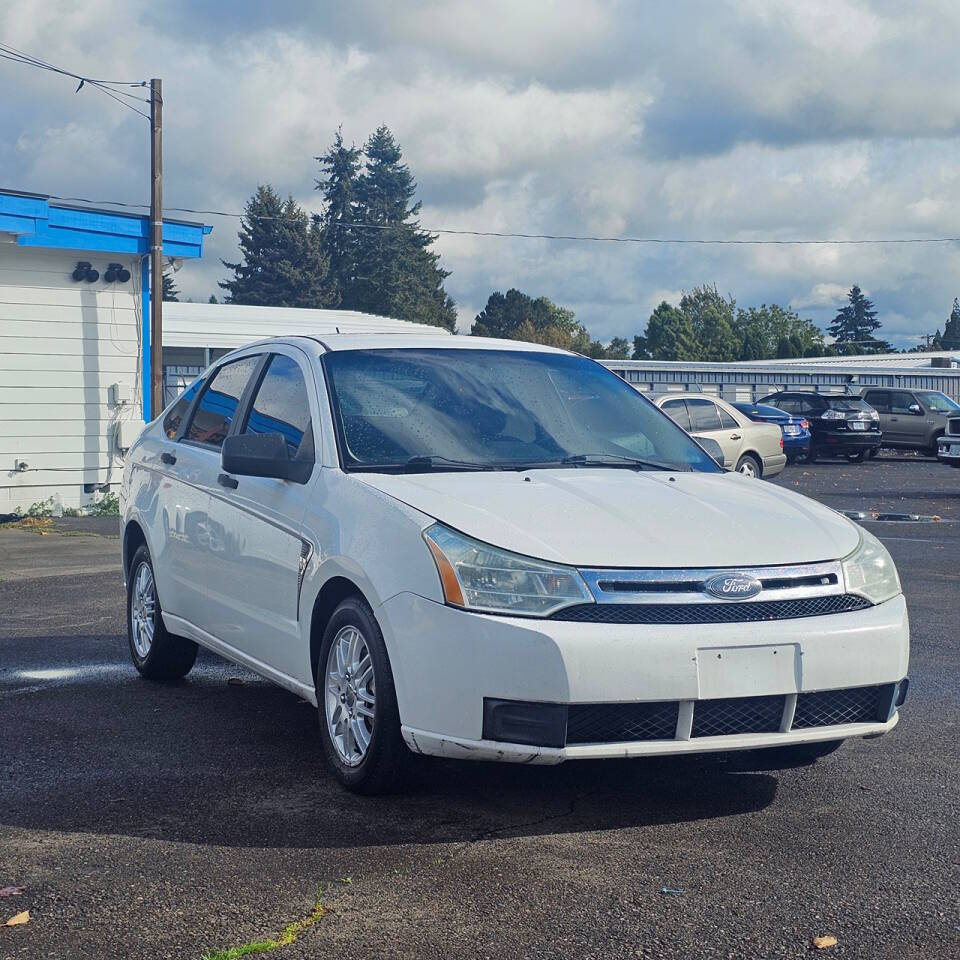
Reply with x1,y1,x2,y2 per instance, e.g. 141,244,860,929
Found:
0,245,143,510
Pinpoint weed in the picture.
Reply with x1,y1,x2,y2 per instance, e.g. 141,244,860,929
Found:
89,493,120,516
200,898,326,960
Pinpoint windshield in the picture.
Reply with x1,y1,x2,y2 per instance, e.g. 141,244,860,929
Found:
825,397,872,412
916,391,960,413
322,348,721,473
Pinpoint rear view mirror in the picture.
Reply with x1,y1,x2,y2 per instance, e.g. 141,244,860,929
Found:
222,432,313,484
697,437,725,467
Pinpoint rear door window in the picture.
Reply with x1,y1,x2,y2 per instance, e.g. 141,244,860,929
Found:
184,355,261,448
661,398,691,430
163,377,205,439
688,398,722,432
718,408,738,429
863,390,890,413
242,354,314,458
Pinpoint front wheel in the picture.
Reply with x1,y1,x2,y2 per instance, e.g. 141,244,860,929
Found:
846,451,867,463
317,596,411,795
127,545,197,681
735,454,761,478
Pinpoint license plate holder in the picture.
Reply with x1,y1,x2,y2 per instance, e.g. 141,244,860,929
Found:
697,644,800,699
850,420,867,431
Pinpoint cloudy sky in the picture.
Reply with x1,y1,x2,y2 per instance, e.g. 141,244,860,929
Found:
3,0,960,347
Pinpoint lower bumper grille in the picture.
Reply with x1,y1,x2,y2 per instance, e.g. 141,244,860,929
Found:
549,684,895,746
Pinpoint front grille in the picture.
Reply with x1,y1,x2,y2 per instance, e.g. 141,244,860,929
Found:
691,695,784,737
793,685,886,728
566,701,679,744
550,594,871,624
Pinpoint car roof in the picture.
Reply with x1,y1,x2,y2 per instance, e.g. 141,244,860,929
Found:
228,333,574,356
649,392,725,402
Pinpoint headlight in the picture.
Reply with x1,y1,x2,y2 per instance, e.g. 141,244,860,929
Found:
423,523,593,617
842,529,901,604
822,409,844,420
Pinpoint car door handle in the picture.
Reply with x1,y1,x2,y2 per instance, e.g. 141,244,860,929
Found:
217,473,238,489
160,452,177,465
730,433,742,440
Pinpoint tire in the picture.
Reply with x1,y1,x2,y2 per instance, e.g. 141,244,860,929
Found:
926,434,943,459
868,447,880,459
127,545,198,682
845,451,867,462
316,595,411,795
734,453,762,478
805,448,817,463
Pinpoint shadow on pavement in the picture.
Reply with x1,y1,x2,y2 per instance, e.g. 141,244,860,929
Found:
0,640,780,849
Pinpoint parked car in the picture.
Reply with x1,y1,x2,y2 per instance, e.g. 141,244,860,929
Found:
651,392,786,478
121,336,909,794
937,416,960,467
731,401,811,463
757,391,882,462
859,388,960,457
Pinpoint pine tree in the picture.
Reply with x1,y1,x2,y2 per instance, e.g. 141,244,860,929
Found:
319,126,456,330
162,270,179,302
219,185,336,308
645,301,698,361
941,298,960,351
315,128,362,307
828,285,882,352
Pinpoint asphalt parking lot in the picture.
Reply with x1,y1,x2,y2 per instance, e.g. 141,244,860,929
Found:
1,455,958,960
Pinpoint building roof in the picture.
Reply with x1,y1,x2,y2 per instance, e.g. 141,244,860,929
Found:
0,188,211,258
162,301,455,348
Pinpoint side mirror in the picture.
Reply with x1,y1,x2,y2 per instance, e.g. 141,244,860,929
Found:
909,403,922,415
697,436,726,467
222,432,313,484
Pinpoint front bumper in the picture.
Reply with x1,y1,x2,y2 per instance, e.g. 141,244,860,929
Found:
937,437,960,463
378,593,910,763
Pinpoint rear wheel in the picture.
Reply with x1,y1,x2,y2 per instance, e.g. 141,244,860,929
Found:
127,545,197,681
735,453,762,478
868,447,880,459
845,451,867,463
317,595,411,795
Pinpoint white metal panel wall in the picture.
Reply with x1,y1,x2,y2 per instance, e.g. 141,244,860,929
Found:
0,245,143,510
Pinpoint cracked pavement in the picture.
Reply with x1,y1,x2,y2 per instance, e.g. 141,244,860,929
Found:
1,456,958,959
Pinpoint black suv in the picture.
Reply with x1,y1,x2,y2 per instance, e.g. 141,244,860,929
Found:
757,392,882,462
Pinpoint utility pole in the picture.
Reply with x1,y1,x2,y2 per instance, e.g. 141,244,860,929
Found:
149,78,163,419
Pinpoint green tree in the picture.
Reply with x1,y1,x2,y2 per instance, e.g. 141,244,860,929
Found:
828,285,884,353
632,334,650,360
678,285,738,361
644,301,698,360
734,303,825,359
207,294,218,304
604,336,631,360
941,298,960,351
347,126,456,330
471,289,598,353
162,270,179,302
219,185,336,308
314,127,362,307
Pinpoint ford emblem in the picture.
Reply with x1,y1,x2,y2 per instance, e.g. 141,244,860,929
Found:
704,573,762,601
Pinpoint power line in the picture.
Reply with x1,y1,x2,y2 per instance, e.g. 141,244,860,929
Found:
43,194,960,246
0,42,150,119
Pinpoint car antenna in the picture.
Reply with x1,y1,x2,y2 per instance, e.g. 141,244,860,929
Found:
336,326,341,333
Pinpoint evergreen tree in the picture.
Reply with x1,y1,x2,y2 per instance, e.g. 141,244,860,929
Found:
644,301,698,361
605,337,631,360
941,298,960,351
162,270,179,302
219,185,336,308
828,285,882,352
315,127,362,307
324,126,456,330
632,334,650,360
678,285,738,361
207,294,218,304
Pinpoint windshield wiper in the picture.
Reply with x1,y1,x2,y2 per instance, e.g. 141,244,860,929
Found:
559,454,686,471
400,455,499,473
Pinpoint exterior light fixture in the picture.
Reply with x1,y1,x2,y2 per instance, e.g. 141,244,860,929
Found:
71,261,99,283
104,263,131,283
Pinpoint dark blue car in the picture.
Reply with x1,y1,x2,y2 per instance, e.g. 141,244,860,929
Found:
732,402,811,463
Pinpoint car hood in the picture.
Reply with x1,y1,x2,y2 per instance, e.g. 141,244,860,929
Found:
355,469,860,568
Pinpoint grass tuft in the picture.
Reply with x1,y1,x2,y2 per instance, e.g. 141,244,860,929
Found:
200,899,326,960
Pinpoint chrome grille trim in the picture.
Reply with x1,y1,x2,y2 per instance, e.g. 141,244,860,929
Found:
578,561,844,606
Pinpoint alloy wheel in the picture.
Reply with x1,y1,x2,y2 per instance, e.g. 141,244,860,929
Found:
130,561,156,658
738,458,758,477
325,625,376,767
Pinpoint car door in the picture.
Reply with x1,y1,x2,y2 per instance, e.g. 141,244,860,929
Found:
888,390,924,446
863,390,893,439
171,353,263,635
687,398,738,466
202,348,318,682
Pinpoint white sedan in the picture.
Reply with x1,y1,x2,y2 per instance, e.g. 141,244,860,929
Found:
121,336,908,793
651,392,787,478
